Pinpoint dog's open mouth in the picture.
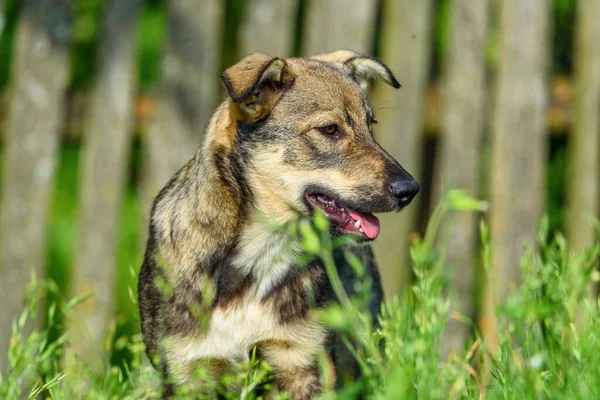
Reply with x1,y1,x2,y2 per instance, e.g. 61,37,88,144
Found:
304,191,380,240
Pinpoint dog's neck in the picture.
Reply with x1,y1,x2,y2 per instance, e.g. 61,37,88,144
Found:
190,102,302,293
233,214,301,298
195,101,296,222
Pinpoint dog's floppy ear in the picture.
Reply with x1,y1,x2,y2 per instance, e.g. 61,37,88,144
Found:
312,50,400,90
221,53,294,122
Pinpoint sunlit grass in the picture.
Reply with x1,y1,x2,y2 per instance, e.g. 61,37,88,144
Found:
2,191,598,399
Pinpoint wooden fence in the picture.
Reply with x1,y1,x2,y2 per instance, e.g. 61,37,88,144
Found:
0,0,598,368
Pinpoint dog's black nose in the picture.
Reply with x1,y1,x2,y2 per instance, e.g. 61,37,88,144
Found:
390,179,420,207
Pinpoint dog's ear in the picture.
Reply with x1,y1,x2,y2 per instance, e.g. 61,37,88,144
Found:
221,53,294,122
345,55,401,90
312,50,400,90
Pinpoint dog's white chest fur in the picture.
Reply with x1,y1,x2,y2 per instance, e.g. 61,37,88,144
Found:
170,220,303,365
189,298,280,361
234,219,300,298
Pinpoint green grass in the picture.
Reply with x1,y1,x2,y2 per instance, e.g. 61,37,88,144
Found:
2,191,598,399
137,0,166,91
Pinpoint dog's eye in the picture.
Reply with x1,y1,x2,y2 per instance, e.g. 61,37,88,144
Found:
318,124,338,136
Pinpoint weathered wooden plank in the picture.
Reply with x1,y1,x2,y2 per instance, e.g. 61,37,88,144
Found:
438,0,488,356
483,0,549,351
423,77,577,136
68,0,143,366
302,0,377,55
0,0,72,370
0,78,578,144
140,0,222,237
239,0,297,57
371,0,433,300
566,0,600,278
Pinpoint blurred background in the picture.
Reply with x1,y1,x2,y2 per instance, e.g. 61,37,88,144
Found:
0,0,598,371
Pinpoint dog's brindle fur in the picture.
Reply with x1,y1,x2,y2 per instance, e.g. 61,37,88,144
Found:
139,50,416,398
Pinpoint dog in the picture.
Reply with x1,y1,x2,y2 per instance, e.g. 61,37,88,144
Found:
138,50,419,398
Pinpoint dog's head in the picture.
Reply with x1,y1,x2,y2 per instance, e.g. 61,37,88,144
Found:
221,51,419,241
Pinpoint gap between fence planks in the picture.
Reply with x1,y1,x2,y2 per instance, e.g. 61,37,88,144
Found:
0,0,72,371
437,0,488,357
372,0,433,301
67,0,143,368
482,0,549,353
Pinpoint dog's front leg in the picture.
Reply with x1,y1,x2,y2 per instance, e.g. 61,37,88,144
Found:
258,340,323,399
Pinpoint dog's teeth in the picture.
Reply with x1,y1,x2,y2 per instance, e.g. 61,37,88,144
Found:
354,220,361,229
359,228,364,233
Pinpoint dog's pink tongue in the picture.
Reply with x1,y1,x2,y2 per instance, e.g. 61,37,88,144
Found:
347,209,381,239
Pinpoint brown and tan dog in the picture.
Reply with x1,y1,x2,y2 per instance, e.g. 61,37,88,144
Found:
138,50,419,398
